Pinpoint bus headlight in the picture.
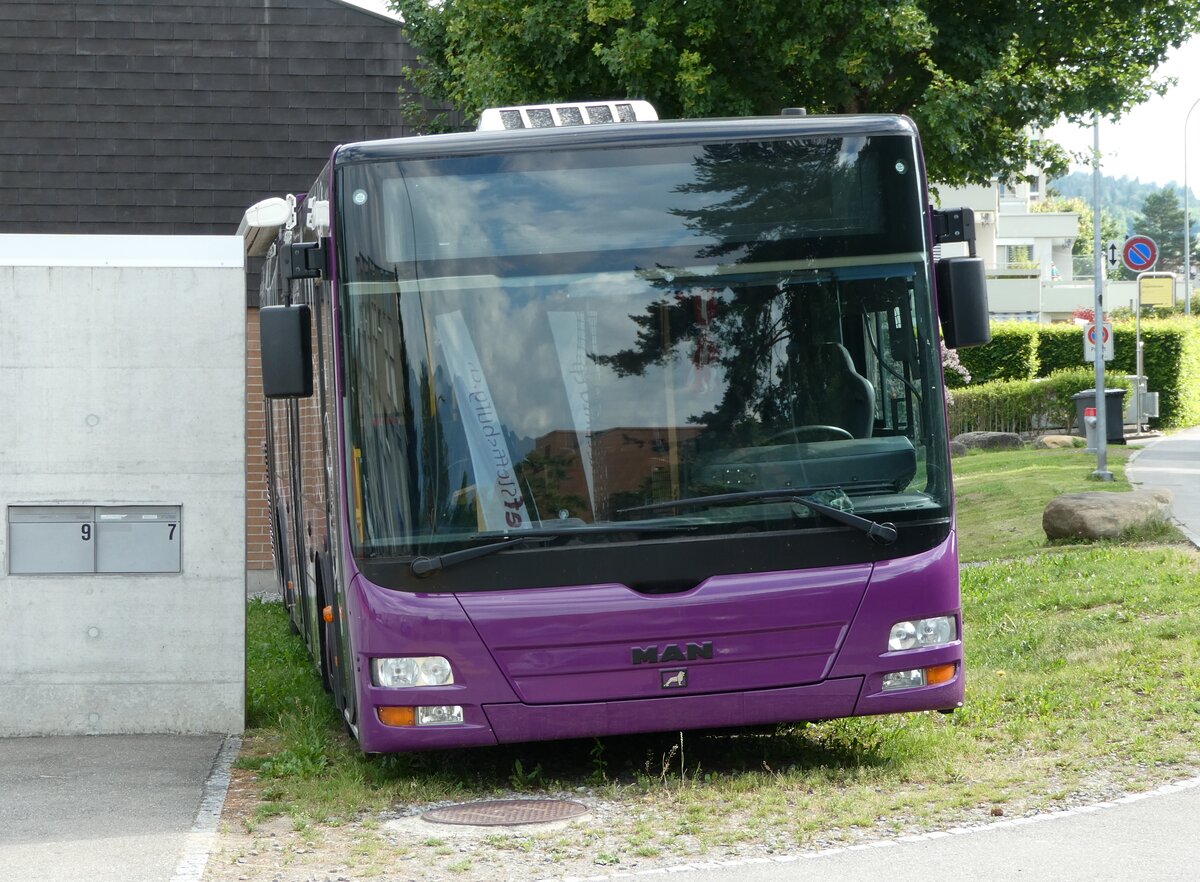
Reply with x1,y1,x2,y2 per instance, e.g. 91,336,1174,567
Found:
882,669,926,691
888,616,957,651
417,705,465,726
372,656,455,687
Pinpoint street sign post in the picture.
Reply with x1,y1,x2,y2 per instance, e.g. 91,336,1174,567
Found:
1090,117,1112,480
1131,271,1176,430
1122,236,1159,273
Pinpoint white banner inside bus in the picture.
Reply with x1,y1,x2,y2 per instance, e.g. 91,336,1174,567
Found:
548,311,597,519
434,311,531,531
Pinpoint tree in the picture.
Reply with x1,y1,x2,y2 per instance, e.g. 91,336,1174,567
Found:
1133,186,1197,274
390,0,1200,186
1050,171,1174,237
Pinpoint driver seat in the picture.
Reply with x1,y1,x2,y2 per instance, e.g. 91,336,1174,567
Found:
810,342,875,438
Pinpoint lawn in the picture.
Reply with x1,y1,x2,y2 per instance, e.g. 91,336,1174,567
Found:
213,446,1200,881
953,444,1183,561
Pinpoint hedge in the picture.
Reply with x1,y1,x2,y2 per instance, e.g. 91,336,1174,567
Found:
1031,323,1081,377
956,319,1200,427
953,323,1038,387
946,369,1131,437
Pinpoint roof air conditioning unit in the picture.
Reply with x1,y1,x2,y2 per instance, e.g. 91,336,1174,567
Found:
478,100,658,130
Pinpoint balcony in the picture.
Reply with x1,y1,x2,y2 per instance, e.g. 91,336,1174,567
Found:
999,212,1078,242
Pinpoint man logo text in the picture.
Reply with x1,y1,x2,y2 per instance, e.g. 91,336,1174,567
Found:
631,642,713,665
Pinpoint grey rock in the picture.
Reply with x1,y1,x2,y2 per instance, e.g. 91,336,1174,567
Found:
1042,489,1174,540
1033,434,1082,450
950,440,969,458
953,431,1023,451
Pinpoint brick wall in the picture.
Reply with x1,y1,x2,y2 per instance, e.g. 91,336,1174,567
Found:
246,307,273,570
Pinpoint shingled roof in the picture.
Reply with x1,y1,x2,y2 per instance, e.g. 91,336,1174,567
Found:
0,0,428,242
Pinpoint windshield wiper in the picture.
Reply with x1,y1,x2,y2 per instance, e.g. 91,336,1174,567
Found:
410,524,693,577
619,488,898,545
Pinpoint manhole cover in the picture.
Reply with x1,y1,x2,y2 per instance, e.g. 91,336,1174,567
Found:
421,798,589,827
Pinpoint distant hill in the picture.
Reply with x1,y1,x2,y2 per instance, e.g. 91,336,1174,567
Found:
1049,172,1199,236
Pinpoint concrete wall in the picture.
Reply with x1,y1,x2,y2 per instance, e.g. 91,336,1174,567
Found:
0,235,246,736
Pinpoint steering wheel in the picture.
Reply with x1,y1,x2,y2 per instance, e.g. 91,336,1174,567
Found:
766,424,854,443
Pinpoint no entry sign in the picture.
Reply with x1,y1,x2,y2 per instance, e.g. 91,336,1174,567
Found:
1122,236,1158,273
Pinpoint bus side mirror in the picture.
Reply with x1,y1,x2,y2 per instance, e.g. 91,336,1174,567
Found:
936,256,990,349
260,304,314,398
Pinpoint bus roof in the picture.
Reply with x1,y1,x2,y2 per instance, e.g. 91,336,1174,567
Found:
334,114,919,165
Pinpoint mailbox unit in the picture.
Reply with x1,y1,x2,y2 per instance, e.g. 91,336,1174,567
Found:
8,505,181,575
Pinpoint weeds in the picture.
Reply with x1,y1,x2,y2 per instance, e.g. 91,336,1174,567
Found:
509,758,544,791
588,737,608,785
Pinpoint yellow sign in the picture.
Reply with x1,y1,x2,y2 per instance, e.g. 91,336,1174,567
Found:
1139,276,1175,308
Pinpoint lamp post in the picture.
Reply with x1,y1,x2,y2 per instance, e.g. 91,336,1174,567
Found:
1186,96,1200,316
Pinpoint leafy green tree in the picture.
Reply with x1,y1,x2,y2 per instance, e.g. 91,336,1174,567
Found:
1050,171,1180,237
1133,186,1197,274
391,0,1200,186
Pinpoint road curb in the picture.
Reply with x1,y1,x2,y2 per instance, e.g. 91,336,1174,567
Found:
170,735,241,882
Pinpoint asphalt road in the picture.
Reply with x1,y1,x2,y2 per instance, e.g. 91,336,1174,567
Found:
1127,424,1200,547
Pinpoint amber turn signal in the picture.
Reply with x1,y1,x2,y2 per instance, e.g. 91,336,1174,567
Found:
377,706,416,727
926,663,957,685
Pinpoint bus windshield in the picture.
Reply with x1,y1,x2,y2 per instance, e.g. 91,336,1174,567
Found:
336,134,950,559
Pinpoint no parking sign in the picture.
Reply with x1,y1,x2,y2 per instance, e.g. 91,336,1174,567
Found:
1083,322,1113,362
1122,236,1158,273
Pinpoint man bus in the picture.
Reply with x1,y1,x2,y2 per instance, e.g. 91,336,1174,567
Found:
241,101,989,753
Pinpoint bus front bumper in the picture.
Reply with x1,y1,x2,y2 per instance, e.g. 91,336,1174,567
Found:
357,668,964,752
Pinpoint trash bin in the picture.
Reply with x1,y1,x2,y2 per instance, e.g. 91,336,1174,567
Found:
1071,389,1126,443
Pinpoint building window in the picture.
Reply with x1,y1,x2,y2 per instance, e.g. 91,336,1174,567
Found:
1006,245,1037,269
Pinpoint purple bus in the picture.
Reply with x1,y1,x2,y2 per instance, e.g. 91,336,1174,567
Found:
241,102,990,754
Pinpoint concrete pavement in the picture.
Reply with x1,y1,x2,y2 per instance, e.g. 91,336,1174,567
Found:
0,735,235,882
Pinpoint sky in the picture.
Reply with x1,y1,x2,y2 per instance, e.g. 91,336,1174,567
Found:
339,1,1200,190
1044,35,1200,190
339,0,396,18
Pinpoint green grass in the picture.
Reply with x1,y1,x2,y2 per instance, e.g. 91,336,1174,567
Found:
953,445,1183,562
234,446,1200,871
